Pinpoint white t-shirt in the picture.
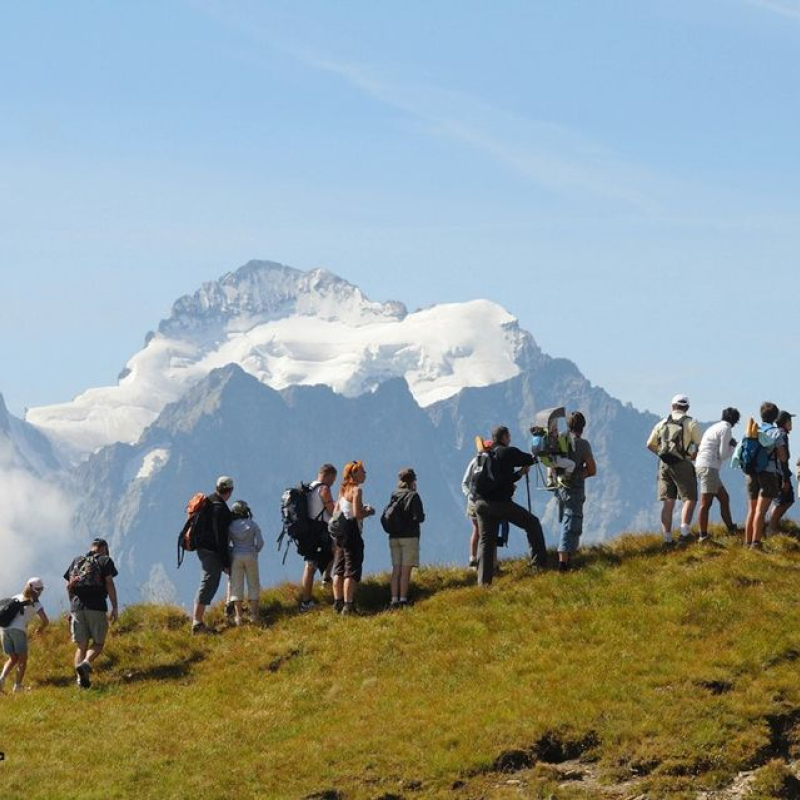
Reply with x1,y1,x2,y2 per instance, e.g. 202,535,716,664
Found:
695,421,735,471
3,594,42,631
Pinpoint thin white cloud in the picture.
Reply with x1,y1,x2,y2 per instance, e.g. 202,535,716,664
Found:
191,0,660,211
746,0,800,21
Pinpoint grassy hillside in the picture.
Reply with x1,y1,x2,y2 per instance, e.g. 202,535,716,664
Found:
5,527,800,799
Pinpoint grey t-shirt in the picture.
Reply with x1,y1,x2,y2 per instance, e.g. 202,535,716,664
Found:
568,435,594,490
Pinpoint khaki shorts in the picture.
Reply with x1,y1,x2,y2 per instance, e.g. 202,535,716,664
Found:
697,466,722,495
70,608,109,646
657,460,698,502
465,500,477,520
746,472,782,500
390,537,420,568
1,628,28,656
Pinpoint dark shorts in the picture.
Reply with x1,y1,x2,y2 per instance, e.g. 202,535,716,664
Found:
746,472,782,500
332,532,364,582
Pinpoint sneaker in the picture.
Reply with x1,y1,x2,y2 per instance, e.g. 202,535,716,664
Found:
298,599,317,614
398,599,411,609
75,662,92,689
468,558,478,570
697,534,710,544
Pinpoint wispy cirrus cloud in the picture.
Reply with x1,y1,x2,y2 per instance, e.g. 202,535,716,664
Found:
745,0,800,21
192,0,661,212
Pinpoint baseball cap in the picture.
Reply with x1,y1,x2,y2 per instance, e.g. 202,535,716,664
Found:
671,394,690,408
216,475,234,492
27,577,44,591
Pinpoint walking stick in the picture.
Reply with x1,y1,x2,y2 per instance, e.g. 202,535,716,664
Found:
525,471,532,513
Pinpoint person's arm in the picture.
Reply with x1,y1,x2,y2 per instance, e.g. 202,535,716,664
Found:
718,426,734,462
646,423,660,454
411,493,425,524
32,607,49,636
777,443,791,484
254,523,264,553
106,577,118,623
583,454,597,479
319,484,335,516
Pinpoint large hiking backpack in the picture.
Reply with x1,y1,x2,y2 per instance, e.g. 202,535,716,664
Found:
380,493,410,535
657,416,688,465
177,492,210,568
467,448,501,499
0,597,29,628
67,553,105,592
277,483,326,561
739,419,777,476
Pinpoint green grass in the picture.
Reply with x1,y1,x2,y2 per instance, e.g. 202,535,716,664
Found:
5,525,800,799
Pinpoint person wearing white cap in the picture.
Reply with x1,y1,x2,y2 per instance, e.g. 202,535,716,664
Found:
0,577,49,693
646,395,703,548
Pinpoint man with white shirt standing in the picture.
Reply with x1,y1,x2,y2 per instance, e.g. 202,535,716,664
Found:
695,407,740,542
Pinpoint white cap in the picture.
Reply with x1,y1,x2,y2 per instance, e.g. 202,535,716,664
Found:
671,394,690,408
27,577,45,591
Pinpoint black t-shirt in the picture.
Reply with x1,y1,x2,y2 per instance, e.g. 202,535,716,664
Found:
482,445,535,502
64,553,119,612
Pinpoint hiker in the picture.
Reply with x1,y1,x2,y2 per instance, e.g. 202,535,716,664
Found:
0,578,48,694
462,444,509,570
192,475,234,634
472,425,548,586
331,460,375,615
227,500,263,625
645,394,702,548
64,538,118,689
299,464,337,613
695,407,740,542
383,467,426,608
742,403,790,548
768,411,795,534
556,412,597,572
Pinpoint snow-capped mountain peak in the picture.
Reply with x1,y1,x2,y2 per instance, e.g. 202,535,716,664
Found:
26,260,533,459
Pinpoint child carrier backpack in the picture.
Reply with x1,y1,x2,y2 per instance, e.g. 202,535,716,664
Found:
380,493,410,535
657,416,688,465
277,483,326,563
68,553,105,591
177,492,210,568
0,597,29,627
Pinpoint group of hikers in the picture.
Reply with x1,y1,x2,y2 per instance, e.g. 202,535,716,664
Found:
2,395,796,692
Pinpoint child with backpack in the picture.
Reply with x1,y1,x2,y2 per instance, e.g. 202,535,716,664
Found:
381,468,426,609
0,578,49,694
228,500,264,625
530,416,576,490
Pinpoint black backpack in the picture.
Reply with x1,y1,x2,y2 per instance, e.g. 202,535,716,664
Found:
0,597,29,628
380,493,410,535
67,553,105,592
467,449,501,499
277,483,325,561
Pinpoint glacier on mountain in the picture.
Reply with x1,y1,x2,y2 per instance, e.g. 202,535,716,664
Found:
26,261,527,459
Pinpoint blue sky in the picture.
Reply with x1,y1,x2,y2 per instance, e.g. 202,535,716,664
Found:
1,0,799,423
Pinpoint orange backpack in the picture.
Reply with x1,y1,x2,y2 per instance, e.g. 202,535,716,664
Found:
176,493,210,568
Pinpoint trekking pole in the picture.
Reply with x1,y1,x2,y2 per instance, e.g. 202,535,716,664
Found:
525,471,532,513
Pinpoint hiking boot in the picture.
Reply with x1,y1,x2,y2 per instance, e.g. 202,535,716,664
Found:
726,525,741,535
75,661,92,688
558,561,570,573
224,601,235,620
340,602,355,616
333,599,344,614
750,540,764,551
661,539,675,552
677,534,693,548
298,599,317,614
191,622,215,635
468,558,478,570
